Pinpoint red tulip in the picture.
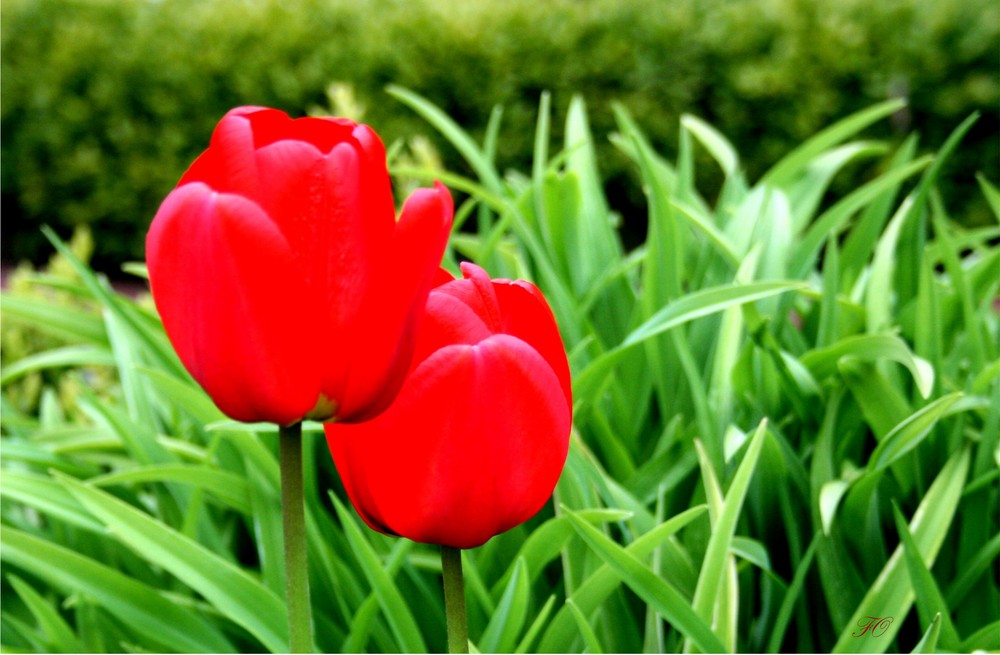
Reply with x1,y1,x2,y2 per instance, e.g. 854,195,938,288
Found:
146,107,453,425
325,263,572,549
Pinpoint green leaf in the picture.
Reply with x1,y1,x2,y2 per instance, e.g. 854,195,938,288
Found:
40,226,187,379
801,334,934,399
387,85,504,195
832,447,970,653
766,535,819,653
331,493,427,653
945,531,1000,608
731,536,772,572
682,113,739,176
891,505,961,649
0,470,105,533
909,614,941,654
691,420,768,641
866,392,965,473
819,479,852,536
760,99,906,188
574,281,804,402
565,509,726,654
865,196,913,334
489,509,631,597
789,156,932,279
0,294,108,345
565,599,604,654
962,620,1000,651
7,574,85,653
514,594,557,654
977,172,1000,223
537,505,708,652
0,345,115,385
0,527,234,653
88,464,251,514
785,142,887,233
478,558,530,653
57,473,287,652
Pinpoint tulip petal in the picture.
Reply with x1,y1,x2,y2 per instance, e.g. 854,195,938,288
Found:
178,107,275,195
492,279,573,407
327,333,571,548
410,292,493,367
333,182,453,420
146,183,320,424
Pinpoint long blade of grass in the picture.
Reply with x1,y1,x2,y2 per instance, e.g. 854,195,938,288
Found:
0,294,108,345
682,114,739,177
514,594,557,654
760,99,906,188
832,447,970,653
866,392,965,473
891,505,961,649
766,535,819,653
565,599,605,654
574,281,804,402
330,493,427,653
7,574,86,653
789,157,932,279
0,345,115,385
387,85,504,194
801,334,934,399
690,420,768,643
88,464,251,515
565,509,726,654
478,558,530,653
538,505,708,652
909,614,942,654
0,527,235,653
1,470,105,533
57,473,287,652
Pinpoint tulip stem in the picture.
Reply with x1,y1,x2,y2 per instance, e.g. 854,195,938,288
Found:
279,421,312,653
441,545,469,653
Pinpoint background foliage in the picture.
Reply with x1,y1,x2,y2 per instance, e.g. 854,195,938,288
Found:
2,87,998,652
2,0,998,268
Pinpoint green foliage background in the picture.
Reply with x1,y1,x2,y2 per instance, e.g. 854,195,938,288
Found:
2,0,998,268
2,86,999,652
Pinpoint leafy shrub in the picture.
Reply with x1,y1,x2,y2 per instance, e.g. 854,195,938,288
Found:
2,0,997,268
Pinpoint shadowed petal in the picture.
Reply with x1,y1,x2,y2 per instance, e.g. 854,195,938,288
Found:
146,183,321,424
333,182,454,421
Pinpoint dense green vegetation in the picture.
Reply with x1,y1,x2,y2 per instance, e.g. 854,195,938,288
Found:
3,0,997,268
2,92,998,653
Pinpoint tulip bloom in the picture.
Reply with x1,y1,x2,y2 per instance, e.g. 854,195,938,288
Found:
325,263,572,549
146,107,453,425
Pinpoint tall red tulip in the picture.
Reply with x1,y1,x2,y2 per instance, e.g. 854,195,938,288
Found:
146,107,453,425
325,263,573,549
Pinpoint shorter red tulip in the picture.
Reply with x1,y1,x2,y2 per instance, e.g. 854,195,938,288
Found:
326,263,572,549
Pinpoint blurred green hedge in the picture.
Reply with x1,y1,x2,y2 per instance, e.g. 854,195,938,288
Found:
3,0,997,269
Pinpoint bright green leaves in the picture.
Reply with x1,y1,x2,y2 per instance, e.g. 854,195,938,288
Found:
3,92,997,654
832,448,970,653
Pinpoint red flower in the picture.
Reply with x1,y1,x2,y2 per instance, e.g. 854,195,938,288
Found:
325,263,573,549
146,107,453,425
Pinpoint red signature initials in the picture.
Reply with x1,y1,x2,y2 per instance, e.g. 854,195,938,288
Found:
852,616,894,637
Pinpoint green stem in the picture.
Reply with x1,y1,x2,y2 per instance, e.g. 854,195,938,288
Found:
280,422,312,653
441,545,469,653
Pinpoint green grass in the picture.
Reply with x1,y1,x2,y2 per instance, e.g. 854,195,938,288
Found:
1,91,997,653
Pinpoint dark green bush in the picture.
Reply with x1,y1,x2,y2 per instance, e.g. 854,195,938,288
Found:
3,0,997,269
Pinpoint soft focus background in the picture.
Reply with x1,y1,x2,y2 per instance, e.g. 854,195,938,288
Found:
2,0,997,271
2,2,999,654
